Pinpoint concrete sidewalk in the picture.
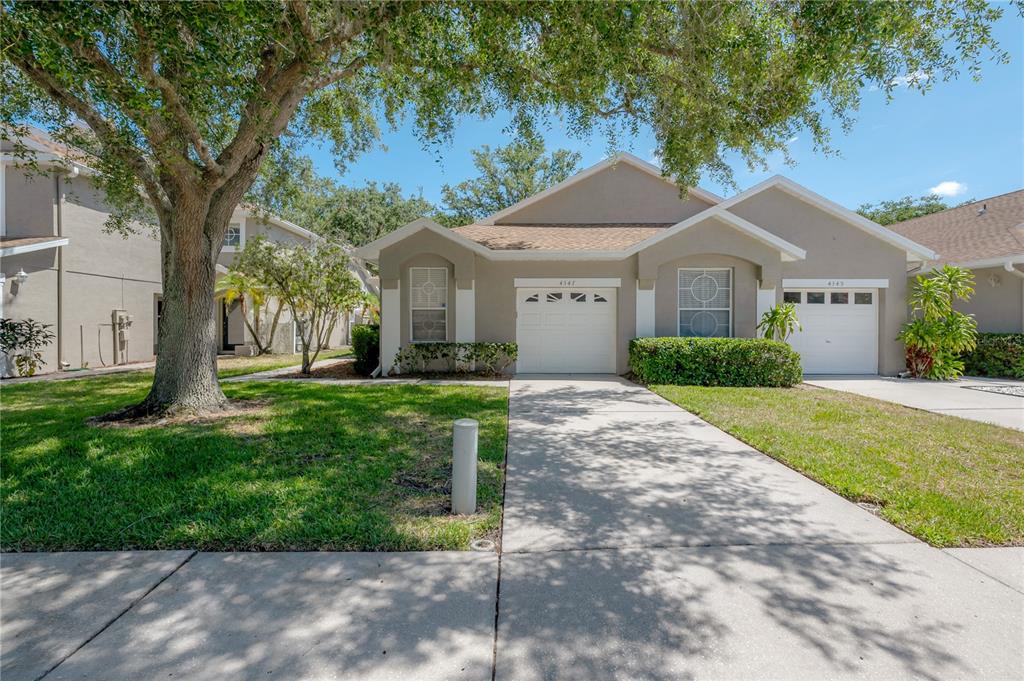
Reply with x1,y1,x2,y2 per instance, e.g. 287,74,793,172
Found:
496,375,1024,680
805,375,1024,431
2,551,497,681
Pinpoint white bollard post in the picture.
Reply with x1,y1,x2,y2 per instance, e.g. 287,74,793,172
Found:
452,418,478,515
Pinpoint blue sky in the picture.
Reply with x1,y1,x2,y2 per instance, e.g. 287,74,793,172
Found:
305,8,1023,211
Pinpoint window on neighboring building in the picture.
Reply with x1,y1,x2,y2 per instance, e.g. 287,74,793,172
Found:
410,267,447,342
224,223,242,248
678,268,732,338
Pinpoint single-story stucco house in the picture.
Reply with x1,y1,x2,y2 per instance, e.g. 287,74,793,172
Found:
890,190,1024,333
355,153,938,376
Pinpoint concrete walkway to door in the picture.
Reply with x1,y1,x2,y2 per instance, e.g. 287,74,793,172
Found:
495,375,1023,680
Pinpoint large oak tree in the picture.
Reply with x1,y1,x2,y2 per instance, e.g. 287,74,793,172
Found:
0,0,1009,415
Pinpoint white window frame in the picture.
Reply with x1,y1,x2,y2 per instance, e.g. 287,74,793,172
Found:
223,222,244,252
409,266,448,343
678,267,733,338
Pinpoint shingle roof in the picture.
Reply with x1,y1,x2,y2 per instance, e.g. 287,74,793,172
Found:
451,223,674,251
888,190,1024,264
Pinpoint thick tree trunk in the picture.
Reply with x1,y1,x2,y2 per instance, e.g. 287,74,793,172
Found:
110,196,227,418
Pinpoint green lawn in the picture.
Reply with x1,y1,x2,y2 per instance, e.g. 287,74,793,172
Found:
216,347,350,378
652,384,1024,547
1,372,507,552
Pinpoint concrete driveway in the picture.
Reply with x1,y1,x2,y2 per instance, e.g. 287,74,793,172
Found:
805,375,1024,431
496,375,1023,680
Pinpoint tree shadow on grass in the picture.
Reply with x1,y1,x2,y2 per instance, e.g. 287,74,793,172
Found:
1,381,508,552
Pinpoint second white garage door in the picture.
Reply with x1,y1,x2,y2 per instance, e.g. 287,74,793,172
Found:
784,289,878,374
516,288,617,373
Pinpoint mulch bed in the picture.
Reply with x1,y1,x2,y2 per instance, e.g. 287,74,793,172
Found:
281,359,508,382
282,359,362,380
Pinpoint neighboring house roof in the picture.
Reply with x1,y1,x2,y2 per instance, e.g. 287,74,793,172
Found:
478,152,722,225
452,223,673,251
888,189,1024,268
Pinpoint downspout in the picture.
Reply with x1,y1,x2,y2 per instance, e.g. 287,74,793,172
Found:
54,165,79,370
55,171,63,369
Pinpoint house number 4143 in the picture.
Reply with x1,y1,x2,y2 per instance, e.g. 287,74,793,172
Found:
826,280,845,287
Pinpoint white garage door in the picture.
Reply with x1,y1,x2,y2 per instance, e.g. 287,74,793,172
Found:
785,289,878,374
516,288,617,373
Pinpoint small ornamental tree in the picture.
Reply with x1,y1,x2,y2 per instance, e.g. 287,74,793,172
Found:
2,0,1009,415
0,318,55,377
757,303,802,342
236,237,363,374
898,265,978,379
214,270,282,355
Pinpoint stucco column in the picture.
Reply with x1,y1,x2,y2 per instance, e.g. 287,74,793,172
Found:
755,286,777,336
636,279,655,338
455,279,475,342
380,278,400,375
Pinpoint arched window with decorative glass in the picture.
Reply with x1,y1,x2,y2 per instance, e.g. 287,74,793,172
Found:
678,268,732,337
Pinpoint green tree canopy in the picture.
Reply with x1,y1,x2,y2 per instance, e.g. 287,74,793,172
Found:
857,194,963,226
1,0,1010,415
440,134,582,226
319,182,435,246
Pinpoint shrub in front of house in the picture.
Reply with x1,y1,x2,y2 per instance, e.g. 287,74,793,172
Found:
393,342,518,376
629,337,803,387
351,324,380,375
961,333,1024,379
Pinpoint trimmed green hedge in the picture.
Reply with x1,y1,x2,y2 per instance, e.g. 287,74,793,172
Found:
351,324,380,375
961,333,1024,379
393,342,518,376
629,337,803,387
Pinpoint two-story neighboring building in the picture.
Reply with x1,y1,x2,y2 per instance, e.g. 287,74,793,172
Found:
1,128,375,376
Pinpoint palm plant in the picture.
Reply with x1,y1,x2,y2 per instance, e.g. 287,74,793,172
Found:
757,302,802,342
215,270,280,354
898,265,978,379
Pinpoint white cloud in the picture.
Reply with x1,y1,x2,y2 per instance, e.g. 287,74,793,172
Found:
786,136,799,145
890,70,931,88
929,180,967,197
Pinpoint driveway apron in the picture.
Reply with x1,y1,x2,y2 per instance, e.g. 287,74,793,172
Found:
495,375,1024,681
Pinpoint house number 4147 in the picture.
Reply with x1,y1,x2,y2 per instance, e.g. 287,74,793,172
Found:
559,280,576,286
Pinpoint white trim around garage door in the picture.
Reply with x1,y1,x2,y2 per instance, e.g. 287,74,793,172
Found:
783,278,889,289
513,277,621,288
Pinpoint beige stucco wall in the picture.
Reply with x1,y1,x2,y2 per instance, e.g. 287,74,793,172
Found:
729,187,910,375
1,251,59,371
4,167,55,237
955,266,1024,333
495,162,715,224
2,171,163,373
654,255,760,339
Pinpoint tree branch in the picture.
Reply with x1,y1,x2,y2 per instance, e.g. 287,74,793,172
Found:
132,21,221,175
6,44,172,220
